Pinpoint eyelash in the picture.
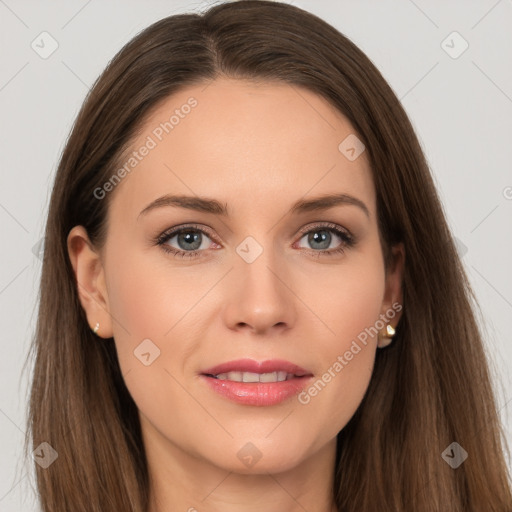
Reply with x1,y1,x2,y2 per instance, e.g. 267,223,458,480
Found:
154,222,356,259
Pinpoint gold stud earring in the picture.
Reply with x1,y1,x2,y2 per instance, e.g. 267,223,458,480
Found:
378,324,395,348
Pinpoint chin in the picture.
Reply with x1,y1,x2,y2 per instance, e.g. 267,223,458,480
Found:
206,439,310,475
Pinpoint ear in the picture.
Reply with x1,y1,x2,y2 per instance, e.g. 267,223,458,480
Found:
67,225,114,339
378,242,405,348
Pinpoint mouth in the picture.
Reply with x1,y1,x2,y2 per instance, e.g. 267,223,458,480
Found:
200,359,313,406
204,371,308,382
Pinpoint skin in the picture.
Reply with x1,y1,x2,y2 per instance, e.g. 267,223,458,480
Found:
68,78,404,512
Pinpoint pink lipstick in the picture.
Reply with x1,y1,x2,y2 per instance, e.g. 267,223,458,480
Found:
200,358,313,406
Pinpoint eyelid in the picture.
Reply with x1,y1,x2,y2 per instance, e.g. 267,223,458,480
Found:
156,221,352,244
155,223,218,244
295,221,352,239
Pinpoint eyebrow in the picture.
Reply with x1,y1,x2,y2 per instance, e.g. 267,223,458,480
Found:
137,193,370,220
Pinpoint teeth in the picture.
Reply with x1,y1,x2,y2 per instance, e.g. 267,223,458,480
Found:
214,371,294,383
242,372,260,383
277,371,288,382
259,371,278,382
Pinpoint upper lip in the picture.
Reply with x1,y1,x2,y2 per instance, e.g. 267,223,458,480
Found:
201,358,312,377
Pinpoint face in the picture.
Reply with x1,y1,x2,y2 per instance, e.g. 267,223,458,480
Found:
69,78,403,476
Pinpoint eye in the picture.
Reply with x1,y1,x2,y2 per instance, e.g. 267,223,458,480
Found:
295,222,355,257
154,222,356,260
155,224,218,259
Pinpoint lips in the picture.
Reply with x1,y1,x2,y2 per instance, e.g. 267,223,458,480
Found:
200,359,314,406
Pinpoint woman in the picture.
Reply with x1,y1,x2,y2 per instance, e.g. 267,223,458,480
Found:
25,1,512,510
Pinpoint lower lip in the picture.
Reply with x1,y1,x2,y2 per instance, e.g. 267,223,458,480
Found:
201,375,313,406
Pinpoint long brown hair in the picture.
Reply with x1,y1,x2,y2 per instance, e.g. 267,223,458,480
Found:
24,1,512,510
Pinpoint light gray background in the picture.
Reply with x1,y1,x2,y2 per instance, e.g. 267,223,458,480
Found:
1,0,511,510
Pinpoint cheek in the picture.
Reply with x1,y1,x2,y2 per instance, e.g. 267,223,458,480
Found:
294,250,385,433
299,246,385,348
103,247,203,440
105,240,206,341
104,240,216,406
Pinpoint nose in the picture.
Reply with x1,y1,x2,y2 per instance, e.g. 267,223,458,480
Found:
222,245,297,336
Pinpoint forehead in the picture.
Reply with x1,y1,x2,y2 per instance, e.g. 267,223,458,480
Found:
108,78,375,222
